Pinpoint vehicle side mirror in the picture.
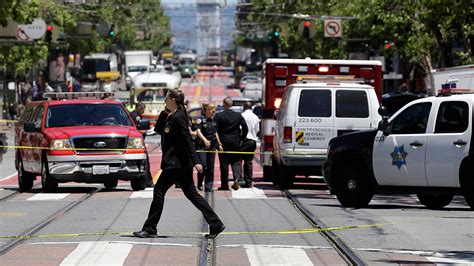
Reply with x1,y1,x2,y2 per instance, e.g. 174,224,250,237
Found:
378,106,389,118
137,120,151,131
378,119,390,136
24,121,41,133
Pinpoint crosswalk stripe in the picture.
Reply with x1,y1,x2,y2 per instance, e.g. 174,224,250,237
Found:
129,191,153,199
27,193,70,201
60,241,133,265
246,246,313,265
232,188,267,199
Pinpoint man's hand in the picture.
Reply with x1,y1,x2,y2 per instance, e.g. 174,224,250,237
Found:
194,163,203,173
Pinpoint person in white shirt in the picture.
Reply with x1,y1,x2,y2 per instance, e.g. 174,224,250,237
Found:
240,101,260,188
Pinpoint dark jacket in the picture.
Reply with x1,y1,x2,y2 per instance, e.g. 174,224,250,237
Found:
130,110,142,126
155,110,200,170
214,109,248,146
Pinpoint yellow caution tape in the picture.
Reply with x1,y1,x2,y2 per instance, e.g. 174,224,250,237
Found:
0,223,392,239
0,119,17,123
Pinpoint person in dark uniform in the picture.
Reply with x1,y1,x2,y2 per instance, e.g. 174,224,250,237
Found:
130,102,154,187
214,97,248,190
196,103,221,192
133,89,225,239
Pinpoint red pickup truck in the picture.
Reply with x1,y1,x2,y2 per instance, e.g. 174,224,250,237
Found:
15,92,150,192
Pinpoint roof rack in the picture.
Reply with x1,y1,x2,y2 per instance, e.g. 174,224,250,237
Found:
295,75,366,84
437,88,472,96
43,92,115,100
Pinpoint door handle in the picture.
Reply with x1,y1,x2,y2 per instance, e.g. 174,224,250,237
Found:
453,140,467,146
410,141,423,147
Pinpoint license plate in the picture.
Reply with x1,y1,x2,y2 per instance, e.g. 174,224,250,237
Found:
92,165,109,175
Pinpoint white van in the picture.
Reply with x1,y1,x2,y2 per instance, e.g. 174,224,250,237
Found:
272,82,381,188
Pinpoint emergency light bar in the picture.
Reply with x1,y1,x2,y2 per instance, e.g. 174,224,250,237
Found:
43,92,115,100
96,71,120,81
296,75,365,84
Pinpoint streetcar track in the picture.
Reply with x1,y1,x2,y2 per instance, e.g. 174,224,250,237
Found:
0,186,103,255
198,190,214,266
283,189,366,265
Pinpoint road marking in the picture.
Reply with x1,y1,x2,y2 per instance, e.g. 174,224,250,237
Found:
60,241,132,265
192,84,202,105
246,246,313,265
27,193,70,201
0,212,25,216
357,248,474,265
232,187,267,199
31,240,192,247
129,190,153,199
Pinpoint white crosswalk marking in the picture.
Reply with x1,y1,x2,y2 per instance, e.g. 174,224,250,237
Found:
246,246,313,265
60,241,133,265
27,193,70,201
130,190,153,198
232,188,267,199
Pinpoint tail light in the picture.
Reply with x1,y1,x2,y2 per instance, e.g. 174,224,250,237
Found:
274,98,282,108
283,127,292,143
264,135,274,151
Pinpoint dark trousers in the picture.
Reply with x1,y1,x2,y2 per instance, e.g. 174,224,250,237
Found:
197,150,216,190
142,168,223,232
219,142,242,189
241,139,257,184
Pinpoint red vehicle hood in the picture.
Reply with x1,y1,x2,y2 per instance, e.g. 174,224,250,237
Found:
44,126,141,139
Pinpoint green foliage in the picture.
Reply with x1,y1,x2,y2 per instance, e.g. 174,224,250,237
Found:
0,0,170,76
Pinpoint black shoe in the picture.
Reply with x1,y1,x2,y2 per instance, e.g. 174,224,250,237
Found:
197,185,203,191
217,187,229,191
146,182,154,188
205,224,225,239
133,230,157,238
231,182,240,190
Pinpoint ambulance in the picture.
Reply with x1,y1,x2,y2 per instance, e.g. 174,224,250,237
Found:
260,58,383,181
430,64,474,96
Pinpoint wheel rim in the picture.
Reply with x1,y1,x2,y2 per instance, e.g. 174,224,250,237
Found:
347,178,357,191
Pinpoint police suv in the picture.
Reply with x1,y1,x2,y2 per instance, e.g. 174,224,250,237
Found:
272,80,381,188
323,93,474,210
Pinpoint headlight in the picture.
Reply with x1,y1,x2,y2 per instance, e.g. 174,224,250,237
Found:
51,139,72,150
151,109,158,115
127,137,144,149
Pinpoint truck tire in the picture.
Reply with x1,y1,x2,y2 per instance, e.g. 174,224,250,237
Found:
417,194,453,210
460,161,474,210
131,176,147,191
104,180,118,189
41,160,58,193
18,158,34,192
334,160,373,208
263,166,273,182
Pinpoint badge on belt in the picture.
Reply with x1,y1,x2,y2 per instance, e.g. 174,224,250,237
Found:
164,127,170,133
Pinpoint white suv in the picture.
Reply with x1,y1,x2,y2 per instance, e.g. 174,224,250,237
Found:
272,82,380,188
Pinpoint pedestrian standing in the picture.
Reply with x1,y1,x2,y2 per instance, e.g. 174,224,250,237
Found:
130,102,154,187
134,89,225,239
196,103,221,191
214,97,248,190
240,101,260,188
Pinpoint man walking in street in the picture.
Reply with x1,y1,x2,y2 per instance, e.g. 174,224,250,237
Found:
240,101,260,188
130,102,154,187
214,97,248,190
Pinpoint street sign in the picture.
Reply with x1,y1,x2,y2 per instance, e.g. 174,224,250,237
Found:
324,19,342,38
16,18,47,41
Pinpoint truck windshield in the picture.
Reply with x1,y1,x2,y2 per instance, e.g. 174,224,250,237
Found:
45,104,133,127
136,89,167,102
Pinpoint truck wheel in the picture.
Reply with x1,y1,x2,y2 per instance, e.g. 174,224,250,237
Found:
460,162,474,210
279,165,294,190
104,180,118,189
41,160,58,193
334,161,373,208
18,159,34,192
131,176,147,191
417,194,453,210
263,166,273,182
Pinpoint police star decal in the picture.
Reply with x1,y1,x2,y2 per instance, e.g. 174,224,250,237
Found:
391,145,408,169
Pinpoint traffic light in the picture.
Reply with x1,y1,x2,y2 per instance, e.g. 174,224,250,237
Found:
45,25,53,44
303,21,310,39
108,24,116,38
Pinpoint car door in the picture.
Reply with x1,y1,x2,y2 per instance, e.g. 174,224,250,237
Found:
333,89,373,135
426,100,470,187
373,102,432,186
19,105,36,172
30,104,45,173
